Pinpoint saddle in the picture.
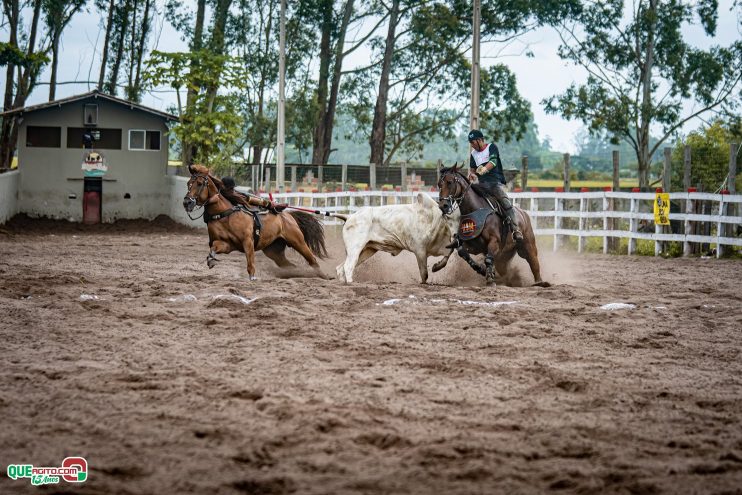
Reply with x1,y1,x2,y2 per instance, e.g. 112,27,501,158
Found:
204,204,262,245
458,188,507,241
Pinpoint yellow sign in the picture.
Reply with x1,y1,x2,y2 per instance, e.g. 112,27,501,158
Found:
654,193,670,225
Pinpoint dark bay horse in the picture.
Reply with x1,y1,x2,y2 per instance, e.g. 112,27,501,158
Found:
437,164,549,288
183,164,329,280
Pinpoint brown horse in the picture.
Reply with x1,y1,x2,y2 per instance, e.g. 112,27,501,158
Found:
183,164,329,280
437,164,549,288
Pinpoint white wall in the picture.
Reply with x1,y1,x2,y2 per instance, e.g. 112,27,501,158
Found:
0,170,19,224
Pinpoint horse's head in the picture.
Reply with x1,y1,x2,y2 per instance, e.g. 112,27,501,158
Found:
437,162,469,215
183,164,216,212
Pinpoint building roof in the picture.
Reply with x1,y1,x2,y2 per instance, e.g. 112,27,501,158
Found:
0,90,179,121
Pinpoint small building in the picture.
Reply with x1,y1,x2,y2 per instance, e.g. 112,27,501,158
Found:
1,90,177,223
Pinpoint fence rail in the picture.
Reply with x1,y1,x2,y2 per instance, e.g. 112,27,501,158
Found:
247,188,742,258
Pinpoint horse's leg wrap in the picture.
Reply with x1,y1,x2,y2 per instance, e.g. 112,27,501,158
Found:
457,247,486,276
485,254,496,285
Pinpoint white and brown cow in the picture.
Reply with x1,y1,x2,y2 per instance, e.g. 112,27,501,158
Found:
335,193,460,283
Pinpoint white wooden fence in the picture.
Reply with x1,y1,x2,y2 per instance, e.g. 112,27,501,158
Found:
255,189,742,258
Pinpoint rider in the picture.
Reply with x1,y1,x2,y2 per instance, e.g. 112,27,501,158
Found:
467,129,523,242
221,176,286,214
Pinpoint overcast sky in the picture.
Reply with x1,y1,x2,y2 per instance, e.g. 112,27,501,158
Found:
5,0,741,154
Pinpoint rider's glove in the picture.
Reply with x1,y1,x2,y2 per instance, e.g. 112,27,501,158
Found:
476,165,488,176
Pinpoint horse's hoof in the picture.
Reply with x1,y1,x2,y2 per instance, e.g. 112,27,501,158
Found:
207,260,217,269
486,280,497,288
249,275,258,281
533,281,551,287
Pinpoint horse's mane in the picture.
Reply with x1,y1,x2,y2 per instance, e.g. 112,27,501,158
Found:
440,165,493,202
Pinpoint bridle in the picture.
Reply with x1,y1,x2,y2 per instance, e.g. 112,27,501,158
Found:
439,170,471,214
184,173,219,220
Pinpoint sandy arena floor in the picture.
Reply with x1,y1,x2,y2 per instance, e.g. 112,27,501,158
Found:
1,216,741,494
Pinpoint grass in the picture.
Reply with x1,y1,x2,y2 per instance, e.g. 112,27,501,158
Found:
524,179,639,189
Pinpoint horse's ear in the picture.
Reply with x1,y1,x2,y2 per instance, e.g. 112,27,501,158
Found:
188,163,195,174
452,162,459,172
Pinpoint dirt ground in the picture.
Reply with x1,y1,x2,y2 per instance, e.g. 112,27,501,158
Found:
1,215,741,495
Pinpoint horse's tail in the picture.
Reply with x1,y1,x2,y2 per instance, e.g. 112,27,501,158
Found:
290,211,328,259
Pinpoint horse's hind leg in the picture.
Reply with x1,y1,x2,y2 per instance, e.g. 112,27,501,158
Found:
263,240,295,268
522,239,550,287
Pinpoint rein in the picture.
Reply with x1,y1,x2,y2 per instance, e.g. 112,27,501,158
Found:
441,170,472,213
185,174,219,220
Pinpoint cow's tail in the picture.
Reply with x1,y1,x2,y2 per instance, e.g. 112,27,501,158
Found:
290,211,328,259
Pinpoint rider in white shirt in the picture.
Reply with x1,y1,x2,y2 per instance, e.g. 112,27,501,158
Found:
467,129,523,242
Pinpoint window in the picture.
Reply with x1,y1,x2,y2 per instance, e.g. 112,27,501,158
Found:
26,126,61,148
128,130,161,151
66,128,122,149
84,104,98,125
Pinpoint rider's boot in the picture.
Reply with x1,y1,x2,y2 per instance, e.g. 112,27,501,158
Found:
505,207,524,243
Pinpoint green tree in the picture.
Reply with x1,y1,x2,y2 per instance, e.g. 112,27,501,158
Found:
671,120,741,192
344,0,578,167
144,50,246,168
42,0,87,101
544,0,742,189
1,0,49,171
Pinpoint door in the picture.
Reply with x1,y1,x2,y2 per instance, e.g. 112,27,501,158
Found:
83,178,102,224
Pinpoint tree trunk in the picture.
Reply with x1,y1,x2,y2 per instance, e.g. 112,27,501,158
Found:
131,0,152,102
182,0,206,167
369,0,400,168
319,0,354,165
637,0,657,190
0,0,20,171
107,0,132,95
48,31,61,101
311,0,332,165
98,0,116,90
127,0,139,98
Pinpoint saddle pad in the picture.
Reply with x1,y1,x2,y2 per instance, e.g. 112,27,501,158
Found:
458,208,494,240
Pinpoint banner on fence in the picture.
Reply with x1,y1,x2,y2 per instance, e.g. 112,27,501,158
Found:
654,192,670,225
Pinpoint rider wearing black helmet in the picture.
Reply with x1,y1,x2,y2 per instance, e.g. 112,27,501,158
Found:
467,129,523,242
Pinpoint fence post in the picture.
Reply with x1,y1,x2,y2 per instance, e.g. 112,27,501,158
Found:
317,165,324,193
369,163,377,190
553,196,562,252
264,167,271,193
684,190,693,257
602,193,610,254
610,150,620,251
530,194,538,231
578,196,586,253
436,159,442,186
656,147,672,255
341,163,348,191
718,142,738,257
717,195,725,258
682,145,693,256
563,153,571,192
290,165,297,192
401,162,407,191
663,147,672,193
521,155,528,190
628,196,638,255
